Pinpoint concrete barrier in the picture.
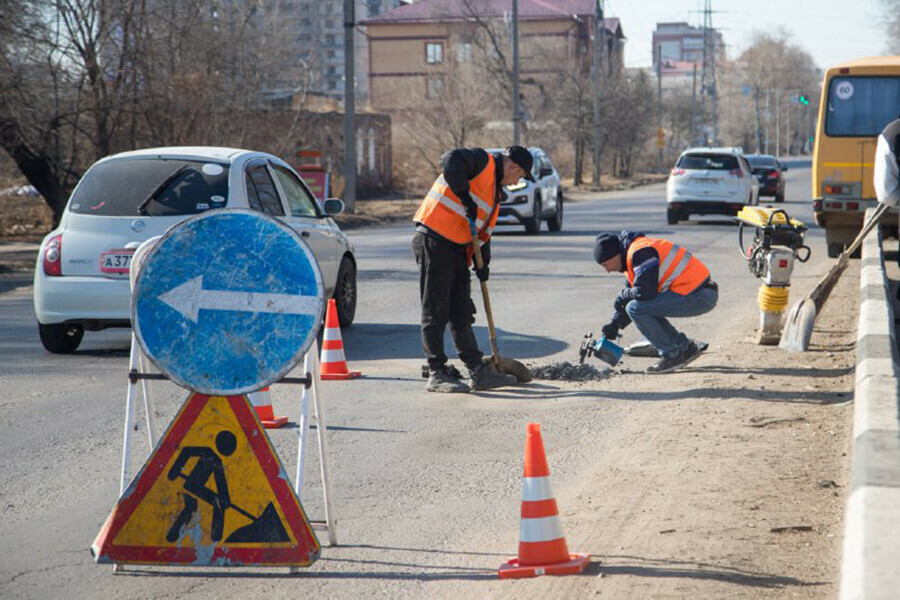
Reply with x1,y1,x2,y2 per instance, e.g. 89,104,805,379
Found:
840,208,900,599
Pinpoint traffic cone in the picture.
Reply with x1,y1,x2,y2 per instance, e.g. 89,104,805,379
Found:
499,423,590,579
320,298,361,381
247,387,288,428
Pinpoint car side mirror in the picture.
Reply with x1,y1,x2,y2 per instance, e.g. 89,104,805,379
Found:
323,198,344,216
540,168,553,178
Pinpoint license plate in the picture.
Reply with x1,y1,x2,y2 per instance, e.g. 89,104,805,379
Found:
100,251,134,274
695,178,717,185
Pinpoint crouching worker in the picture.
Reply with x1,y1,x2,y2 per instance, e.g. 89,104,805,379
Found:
412,146,534,392
593,231,718,373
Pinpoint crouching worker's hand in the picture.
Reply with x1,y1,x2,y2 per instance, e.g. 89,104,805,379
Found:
601,322,620,340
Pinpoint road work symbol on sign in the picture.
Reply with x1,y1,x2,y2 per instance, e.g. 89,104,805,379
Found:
131,208,325,395
91,393,321,567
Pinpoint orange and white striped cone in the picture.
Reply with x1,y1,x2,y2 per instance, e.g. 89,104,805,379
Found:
320,298,361,381
499,423,590,579
247,387,288,428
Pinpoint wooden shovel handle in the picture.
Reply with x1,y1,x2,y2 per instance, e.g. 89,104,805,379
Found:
471,238,501,369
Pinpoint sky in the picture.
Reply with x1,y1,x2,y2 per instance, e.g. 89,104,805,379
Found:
610,0,891,70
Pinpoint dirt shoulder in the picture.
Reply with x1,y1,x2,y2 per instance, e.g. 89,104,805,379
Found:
523,267,856,599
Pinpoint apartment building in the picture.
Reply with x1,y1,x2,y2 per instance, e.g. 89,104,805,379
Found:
361,0,625,112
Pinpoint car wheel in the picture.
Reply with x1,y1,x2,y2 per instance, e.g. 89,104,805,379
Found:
39,323,84,353
333,256,357,327
827,242,842,259
547,193,563,232
524,197,541,234
666,208,680,225
775,191,785,203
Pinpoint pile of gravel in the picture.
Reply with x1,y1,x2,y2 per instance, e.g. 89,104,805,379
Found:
529,361,610,382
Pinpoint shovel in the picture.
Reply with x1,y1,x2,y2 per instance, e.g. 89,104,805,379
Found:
779,203,890,352
470,230,533,383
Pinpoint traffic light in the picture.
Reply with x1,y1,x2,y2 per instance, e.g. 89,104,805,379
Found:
799,93,809,106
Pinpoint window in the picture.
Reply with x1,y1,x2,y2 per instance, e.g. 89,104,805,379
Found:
676,153,739,170
68,158,229,217
825,76,900,137
272,165,319,217
426,42,443,65
426,76,444,99
456,42,472,63
245,163,285,216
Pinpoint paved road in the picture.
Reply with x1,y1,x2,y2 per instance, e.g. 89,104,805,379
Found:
0,162,836,598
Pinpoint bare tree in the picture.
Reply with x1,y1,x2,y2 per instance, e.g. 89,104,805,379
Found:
884,0,900,54
0,0,313,223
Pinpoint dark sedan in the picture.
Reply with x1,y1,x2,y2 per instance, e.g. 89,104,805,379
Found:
746,154,787,203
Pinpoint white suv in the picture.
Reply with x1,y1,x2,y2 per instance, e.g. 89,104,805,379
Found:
666,147,759,224
493,147,563,234
34,147,357,353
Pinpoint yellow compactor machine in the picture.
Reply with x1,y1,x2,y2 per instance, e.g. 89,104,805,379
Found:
736,207,811,345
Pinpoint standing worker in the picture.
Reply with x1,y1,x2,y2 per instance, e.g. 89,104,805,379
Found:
874,115,900,282
412,146,534,393
593,231,718,373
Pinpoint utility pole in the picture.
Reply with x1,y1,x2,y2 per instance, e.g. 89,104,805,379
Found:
512,0,521,145
699,0,717,145
764,89,770,155
690,63,697,146
785,94,791,155
755,84,761,153
343,0,356,212
656,44,663,170
775,89,780,157
591,0,603,186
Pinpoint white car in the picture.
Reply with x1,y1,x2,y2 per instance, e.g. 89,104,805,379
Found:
493,147,563,234
34,146,357,353
666,147,759,225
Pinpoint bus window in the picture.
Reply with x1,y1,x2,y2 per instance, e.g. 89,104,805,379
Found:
825,76,900,137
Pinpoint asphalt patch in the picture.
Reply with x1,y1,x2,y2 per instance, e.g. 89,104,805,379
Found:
529,361,610,382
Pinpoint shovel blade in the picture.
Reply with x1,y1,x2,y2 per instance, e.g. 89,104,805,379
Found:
779,297,817,352
489,355,533,383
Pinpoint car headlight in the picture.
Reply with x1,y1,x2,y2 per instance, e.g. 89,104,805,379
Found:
505,182,528,192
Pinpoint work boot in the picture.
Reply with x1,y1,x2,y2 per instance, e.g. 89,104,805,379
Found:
647,340,705,374
426,367,470,393
468,362,517,391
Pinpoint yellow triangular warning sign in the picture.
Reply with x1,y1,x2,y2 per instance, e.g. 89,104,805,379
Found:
92,393,320,566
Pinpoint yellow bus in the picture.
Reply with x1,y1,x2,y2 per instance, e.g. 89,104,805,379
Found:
811,56,900,257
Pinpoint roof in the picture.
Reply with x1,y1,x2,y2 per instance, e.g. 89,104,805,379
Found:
102,147,254,163
826,55,900,71
363,0,621,33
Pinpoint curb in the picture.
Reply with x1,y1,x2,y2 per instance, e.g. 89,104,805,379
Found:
840,208,900,599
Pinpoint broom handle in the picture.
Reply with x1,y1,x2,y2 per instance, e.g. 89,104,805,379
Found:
843,202,890,258
470,232,501,370
809,203,890,305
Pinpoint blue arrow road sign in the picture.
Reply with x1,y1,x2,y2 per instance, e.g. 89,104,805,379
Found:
132,209,325,395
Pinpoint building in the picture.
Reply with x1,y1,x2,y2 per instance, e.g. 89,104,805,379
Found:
260,0,409,103
651,22,723,88
360,0,625,112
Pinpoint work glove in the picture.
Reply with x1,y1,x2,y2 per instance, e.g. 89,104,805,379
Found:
613,290,632,314
601,322,620,340
461,193,478,223
473,264,489,282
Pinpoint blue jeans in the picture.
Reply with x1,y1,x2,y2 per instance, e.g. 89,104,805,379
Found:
625,286,718,358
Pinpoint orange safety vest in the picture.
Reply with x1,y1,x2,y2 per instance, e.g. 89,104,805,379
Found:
626,237,710,295
413,153,500,257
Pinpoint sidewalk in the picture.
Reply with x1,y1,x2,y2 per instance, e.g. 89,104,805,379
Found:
0,241,39,294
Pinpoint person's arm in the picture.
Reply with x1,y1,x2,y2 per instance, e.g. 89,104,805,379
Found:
603,247,660,335
167,447,202,481
440,148,489,217
874,133,900,207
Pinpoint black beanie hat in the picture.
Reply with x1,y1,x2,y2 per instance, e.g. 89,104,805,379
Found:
593,232,622,264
